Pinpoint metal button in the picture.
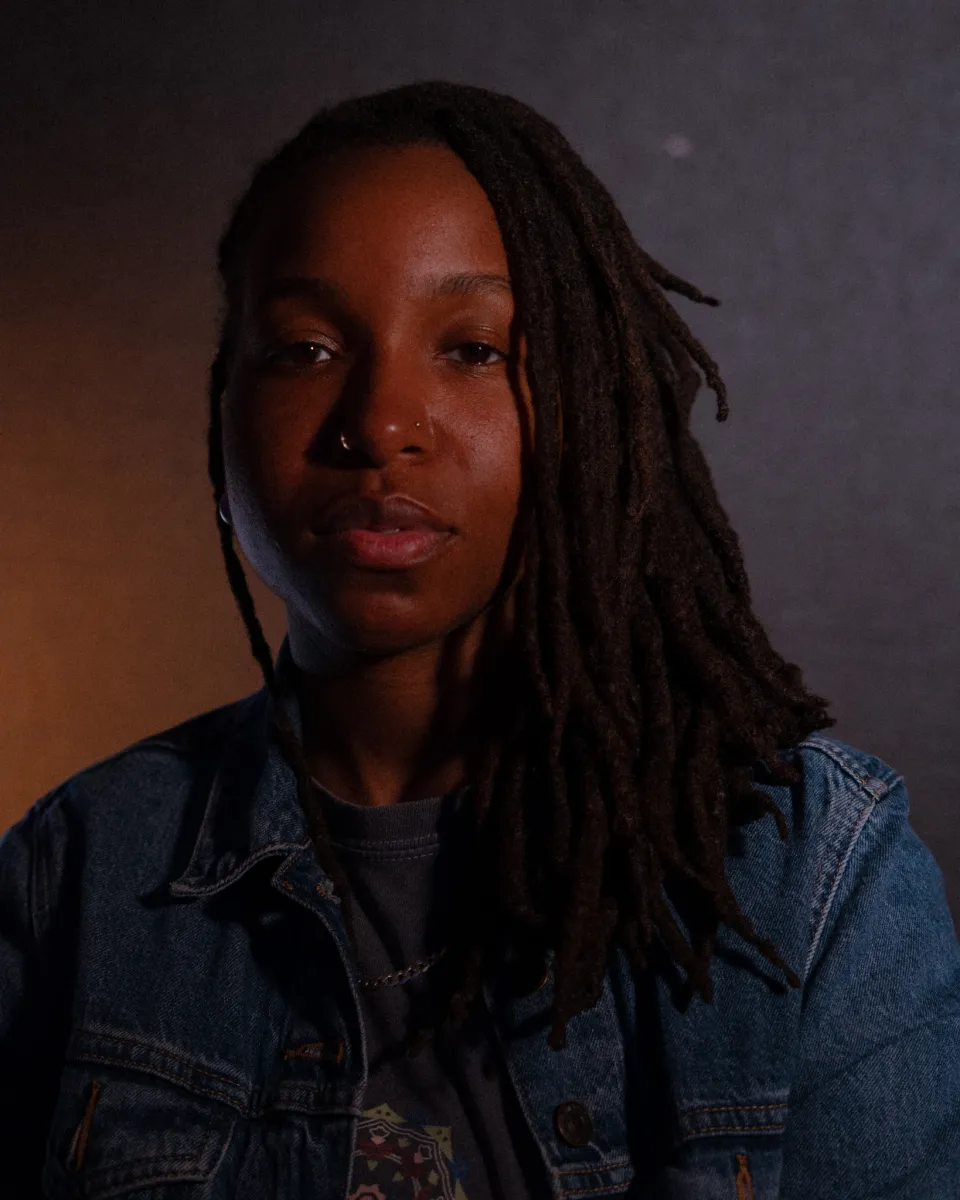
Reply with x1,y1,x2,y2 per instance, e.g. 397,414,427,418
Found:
282,1039,344,1066
554,1100,593,1148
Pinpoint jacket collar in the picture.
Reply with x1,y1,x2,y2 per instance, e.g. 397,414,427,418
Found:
169,637,320,898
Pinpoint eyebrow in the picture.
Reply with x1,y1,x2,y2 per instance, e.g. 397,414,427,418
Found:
254,272,512,310
427,272,512,299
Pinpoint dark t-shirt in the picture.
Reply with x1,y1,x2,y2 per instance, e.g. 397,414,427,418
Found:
312,780,551,1200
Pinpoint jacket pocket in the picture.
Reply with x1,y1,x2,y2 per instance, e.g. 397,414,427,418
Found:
656,1139,783,1200
42,1066,234,1199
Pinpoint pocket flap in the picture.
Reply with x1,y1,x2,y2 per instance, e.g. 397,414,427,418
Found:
44,1069,233,1199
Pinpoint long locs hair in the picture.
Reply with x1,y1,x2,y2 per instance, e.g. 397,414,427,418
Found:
205,82,833,1052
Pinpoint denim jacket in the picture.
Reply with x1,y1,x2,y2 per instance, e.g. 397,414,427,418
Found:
2,676,960,1200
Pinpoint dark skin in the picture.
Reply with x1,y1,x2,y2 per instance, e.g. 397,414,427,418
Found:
221,144,536,807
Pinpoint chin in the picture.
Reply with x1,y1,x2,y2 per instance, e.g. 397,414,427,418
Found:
288,596,482,665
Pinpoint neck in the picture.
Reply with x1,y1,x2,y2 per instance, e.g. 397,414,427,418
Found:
286,601,515,807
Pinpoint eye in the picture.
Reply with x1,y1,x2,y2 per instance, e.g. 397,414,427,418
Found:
445,341,506,367
266,341,334,368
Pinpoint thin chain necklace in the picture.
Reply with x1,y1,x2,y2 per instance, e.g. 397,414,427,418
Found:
306,773,455,991
357,946,449,990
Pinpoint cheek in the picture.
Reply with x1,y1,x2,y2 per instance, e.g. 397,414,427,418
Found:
221,388,305,519
459,415,526,577
466,400,524,495
218,390,320,603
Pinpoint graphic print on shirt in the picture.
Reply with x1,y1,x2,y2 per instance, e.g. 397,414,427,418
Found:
348,1103,471,1200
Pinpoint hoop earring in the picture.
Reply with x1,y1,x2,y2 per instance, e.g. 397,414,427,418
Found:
218,494,232,527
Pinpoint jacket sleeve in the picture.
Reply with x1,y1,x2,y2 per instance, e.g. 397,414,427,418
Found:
781,778,960,1198
0,796,72,1198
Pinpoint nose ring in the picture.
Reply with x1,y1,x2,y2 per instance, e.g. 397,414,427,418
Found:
339,422,421,452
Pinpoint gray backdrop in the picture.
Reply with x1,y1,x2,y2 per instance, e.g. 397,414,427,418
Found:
2,1,958,918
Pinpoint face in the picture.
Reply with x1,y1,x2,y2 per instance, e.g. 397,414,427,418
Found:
221,143,533,664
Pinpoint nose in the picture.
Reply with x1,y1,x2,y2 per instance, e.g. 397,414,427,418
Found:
331,347,435,467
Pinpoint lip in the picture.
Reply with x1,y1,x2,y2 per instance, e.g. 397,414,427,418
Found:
318,528,455,570
315,493,454,536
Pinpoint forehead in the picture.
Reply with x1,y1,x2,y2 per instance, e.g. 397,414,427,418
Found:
242,142,510,294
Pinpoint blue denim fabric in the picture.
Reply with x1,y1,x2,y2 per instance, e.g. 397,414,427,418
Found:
2,675,959,1198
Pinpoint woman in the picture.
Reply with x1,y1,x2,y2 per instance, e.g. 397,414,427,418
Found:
2,81,958,1200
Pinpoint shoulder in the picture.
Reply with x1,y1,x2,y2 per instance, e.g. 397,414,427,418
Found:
791,730,903,803
743,731,906,866
5,690,264,853
764,734,951,1006
782,732,908,894
747,730,906,853
719,732,912,982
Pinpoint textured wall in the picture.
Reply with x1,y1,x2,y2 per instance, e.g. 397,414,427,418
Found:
2,0,958,915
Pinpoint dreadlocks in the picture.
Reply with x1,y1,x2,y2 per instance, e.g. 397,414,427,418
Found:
206,81,833,1053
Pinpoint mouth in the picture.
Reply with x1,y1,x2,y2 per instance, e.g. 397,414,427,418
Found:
312,491,457,569
316,527,455,570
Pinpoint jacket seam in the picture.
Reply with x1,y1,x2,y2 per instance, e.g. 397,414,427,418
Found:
24,785,74,943
169,842,310,896
795,738,904,982
803,780,908,980
551,1156,632,1177
683,1101,785,1116
71,1028,249,1092
68,1051,251,1115
680,1122,786,1137
22,783,73,943
797,736,902,803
